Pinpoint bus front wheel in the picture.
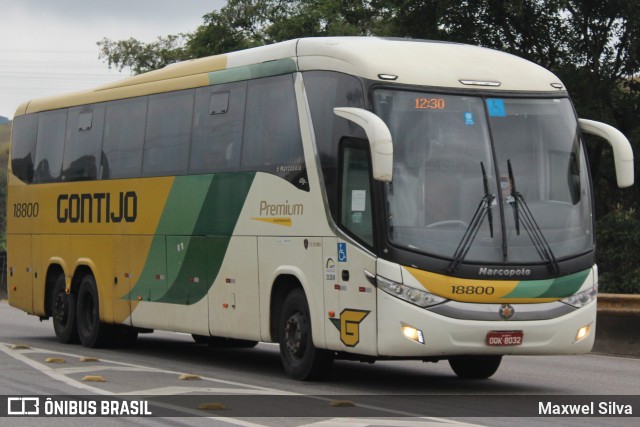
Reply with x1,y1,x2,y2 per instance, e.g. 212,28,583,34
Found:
76,274,114,348
448,355,502,379
51,273,78,344
278,289,333,380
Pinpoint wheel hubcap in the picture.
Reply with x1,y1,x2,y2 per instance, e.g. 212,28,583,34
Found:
53,293,68,323
284,313,306,358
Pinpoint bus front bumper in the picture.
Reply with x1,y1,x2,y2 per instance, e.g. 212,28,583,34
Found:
377,289,596,357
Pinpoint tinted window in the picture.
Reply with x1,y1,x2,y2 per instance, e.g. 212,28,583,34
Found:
11,113,39,183
103,97,147,179
303,71,365,216
241,75,307,190
62,103,106,181
34,109,67,183
341,145,374,247
143,89,194,177
190,82,246,174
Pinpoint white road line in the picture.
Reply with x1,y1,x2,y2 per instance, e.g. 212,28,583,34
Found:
118,386,290,396
0,342,485,426
297,418,483,427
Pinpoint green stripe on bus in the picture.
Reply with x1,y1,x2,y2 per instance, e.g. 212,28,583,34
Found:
126,172,255,304
503,269,590,299
208,58,297,85
502,278,554,299
538,269,590,298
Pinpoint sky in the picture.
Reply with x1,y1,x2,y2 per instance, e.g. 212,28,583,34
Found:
0,0,227,119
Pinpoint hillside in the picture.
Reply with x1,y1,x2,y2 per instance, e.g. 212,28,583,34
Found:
0,122,10,144
0,116,9,125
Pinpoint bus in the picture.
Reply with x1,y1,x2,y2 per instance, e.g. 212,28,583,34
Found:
7,37,634,380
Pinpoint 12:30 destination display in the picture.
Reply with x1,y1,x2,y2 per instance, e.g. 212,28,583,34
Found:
415,97,446,110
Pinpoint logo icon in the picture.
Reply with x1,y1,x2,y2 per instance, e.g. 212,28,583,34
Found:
7,397,40,415
499,304,515,320
329,309,370,347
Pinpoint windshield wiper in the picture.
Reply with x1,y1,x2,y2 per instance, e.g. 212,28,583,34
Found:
447,162,494,273
507,159,560,274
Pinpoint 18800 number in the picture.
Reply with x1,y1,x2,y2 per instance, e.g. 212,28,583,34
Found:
451,285,495,295
13,202,39,218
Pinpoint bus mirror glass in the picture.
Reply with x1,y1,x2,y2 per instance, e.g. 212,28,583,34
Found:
334,107,393,182
579,118,634,188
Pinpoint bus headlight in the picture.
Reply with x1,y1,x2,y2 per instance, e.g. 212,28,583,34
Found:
377,275,447,308
561,285,598,308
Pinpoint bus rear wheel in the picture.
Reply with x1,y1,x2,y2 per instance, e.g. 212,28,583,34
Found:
278,289,333,380
51,273,79,344
448,355,502,379
76,274,114,348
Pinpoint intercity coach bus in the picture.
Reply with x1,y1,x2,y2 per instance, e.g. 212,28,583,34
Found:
7,37,634,380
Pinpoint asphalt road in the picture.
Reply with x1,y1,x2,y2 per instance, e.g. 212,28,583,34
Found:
0,301,638,426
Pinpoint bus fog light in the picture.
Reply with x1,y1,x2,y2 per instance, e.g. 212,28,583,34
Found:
575,324,591,342
401,324,425,345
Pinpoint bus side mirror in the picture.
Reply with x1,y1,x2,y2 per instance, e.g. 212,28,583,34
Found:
579,119,634,188
334,107,393,182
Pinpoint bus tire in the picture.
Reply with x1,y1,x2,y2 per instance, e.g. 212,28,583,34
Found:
76,274,114,348
278,289,333,380
51,273,79,344
448,355,502,379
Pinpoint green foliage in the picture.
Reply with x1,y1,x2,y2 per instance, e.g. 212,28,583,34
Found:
596,207,640,293
98,35,191,74
93,1,640,293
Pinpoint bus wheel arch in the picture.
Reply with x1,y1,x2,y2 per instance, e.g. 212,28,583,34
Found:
269,274,303,342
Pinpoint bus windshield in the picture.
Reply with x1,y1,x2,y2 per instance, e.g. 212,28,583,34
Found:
374,90,593,265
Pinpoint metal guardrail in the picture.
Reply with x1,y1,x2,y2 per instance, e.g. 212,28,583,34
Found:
597,293,640,316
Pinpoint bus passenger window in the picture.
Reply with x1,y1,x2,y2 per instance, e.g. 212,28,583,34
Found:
103,97,147,179
34,109,67,183
241,75,306,188
190,82,246,174
142,89,194,177
62,104,106,181
10,113,39,183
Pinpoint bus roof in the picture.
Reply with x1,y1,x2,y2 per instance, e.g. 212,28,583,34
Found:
15,37,565,116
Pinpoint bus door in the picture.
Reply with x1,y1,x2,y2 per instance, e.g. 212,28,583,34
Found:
324,141,378,355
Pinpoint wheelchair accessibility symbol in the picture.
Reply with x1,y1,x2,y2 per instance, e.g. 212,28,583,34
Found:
338,243,347,262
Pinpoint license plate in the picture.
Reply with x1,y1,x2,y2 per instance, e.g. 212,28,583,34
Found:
486,330,524,346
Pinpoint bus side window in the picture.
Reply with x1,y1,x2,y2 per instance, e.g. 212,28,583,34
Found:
103,97,147,179
303,71,366,219
11,113,39,183
62,103,106,181
241,74,305,184
190,82,246,174
340,143,374,248
33,109,67,183
142,89,195,177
